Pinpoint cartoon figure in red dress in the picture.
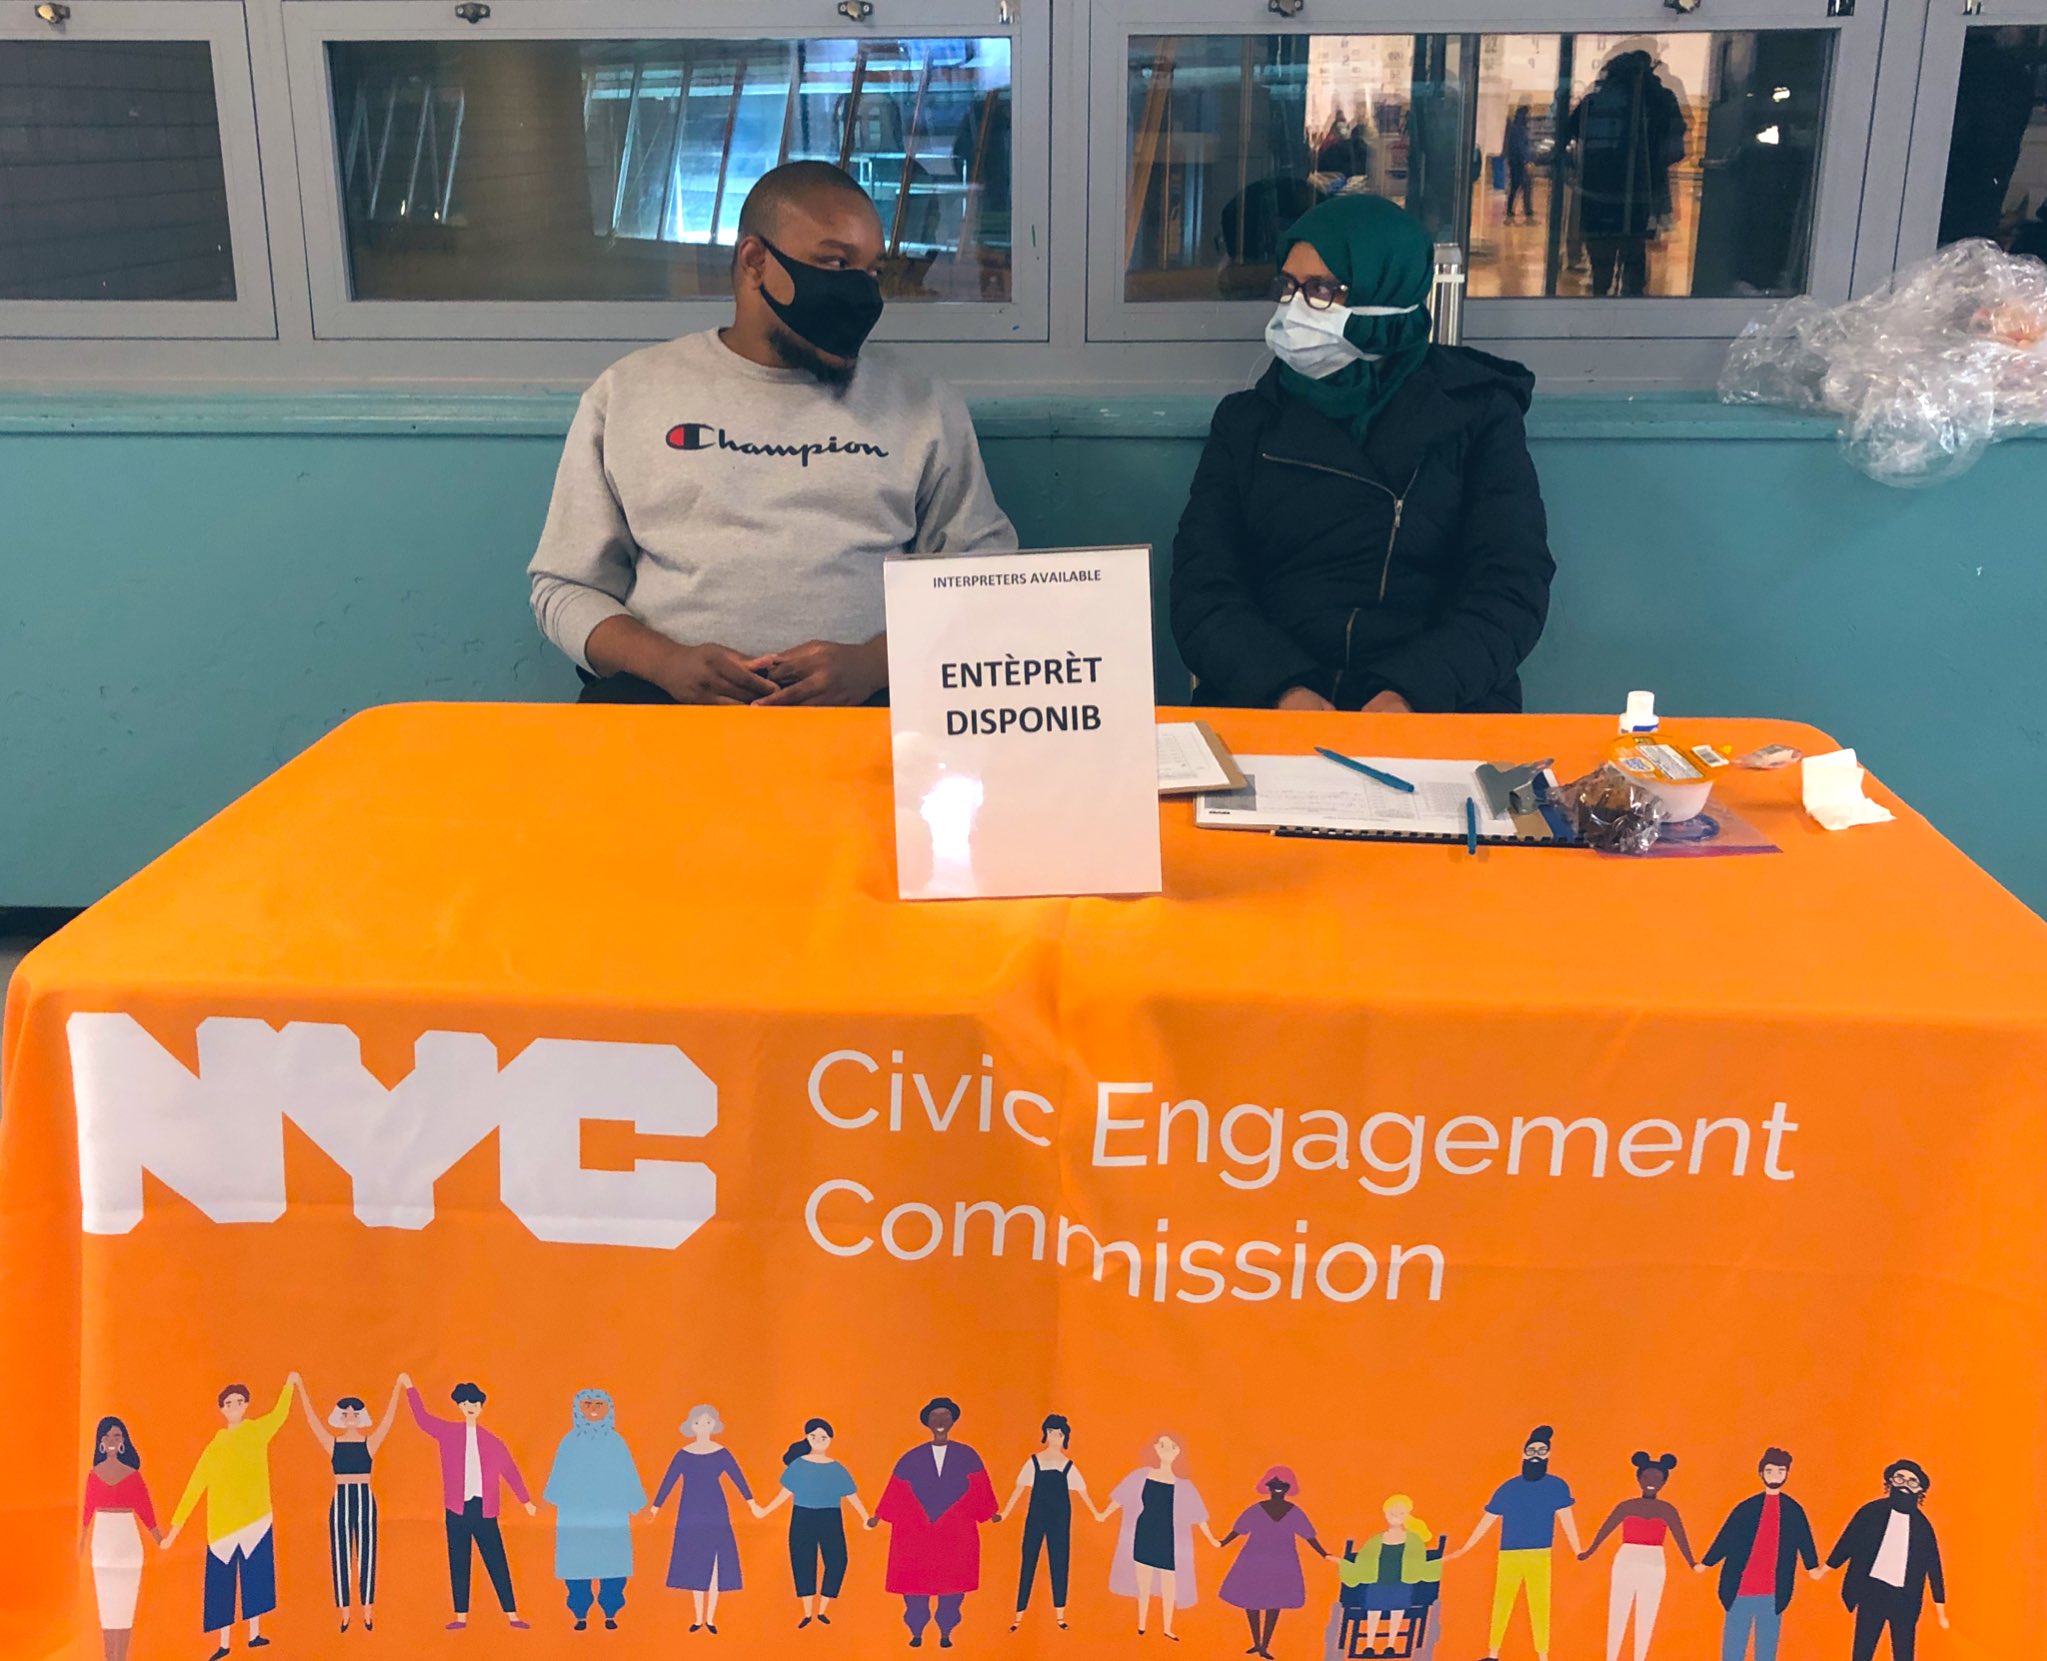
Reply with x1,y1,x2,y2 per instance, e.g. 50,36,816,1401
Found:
873,1398,999,1649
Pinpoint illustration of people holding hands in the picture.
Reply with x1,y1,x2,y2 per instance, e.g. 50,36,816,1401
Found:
544,1388,648,1630
749,1417,871,1628
652,1404,753,1634
1578,1452,1695,1661
1448,1424,1580,1661
294,1375,403,1632
162,1374,298,1660
1216,1466,1330,1659
1340,1493,1443,1660
1101,1433,1223,1641
1697,1446,1824,1661
402,1372,536,1632
874,1397,1000,1648
81,1416,160,1661
994,1413,1109,1634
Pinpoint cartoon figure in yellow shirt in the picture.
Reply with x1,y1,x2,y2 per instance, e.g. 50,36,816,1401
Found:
162,1374,297,1660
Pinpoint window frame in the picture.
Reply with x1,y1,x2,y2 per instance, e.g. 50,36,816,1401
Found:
1085,0,1886,345
0,0,276,340
279,0,1047,343
1894,0,2047,271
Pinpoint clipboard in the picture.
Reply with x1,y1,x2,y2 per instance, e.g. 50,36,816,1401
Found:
1157,721,1248,796
1196,756,1580,846
1272,784,1579,846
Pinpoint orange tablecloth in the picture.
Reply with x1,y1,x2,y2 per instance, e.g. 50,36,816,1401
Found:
4,705,2044,1661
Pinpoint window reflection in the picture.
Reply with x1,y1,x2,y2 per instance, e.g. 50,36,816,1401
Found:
1940,27,2047,259
0,40,235,302
328,36,1012,305
1124,29,1829,304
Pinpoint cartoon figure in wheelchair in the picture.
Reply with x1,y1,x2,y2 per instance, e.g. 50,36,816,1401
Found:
1325,1495,1446,1661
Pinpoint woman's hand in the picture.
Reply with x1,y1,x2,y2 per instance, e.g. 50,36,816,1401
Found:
1276,686,1334,712
1362,690,1413,714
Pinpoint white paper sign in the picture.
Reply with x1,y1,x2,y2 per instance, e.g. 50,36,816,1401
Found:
884,546,1162,901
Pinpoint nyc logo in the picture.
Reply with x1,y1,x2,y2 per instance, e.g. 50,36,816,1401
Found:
67,1015,716,1251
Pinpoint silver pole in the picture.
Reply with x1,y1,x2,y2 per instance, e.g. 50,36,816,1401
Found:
1430,239,1466,345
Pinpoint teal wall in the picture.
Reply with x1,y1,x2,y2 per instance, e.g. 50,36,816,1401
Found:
2,393,2042,915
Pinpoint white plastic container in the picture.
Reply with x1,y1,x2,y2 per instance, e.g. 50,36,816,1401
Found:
1608,692,1717,820
1610,735,1714,821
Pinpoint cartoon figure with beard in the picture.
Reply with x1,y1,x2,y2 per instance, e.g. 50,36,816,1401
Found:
1826,1461,1948,1661
1448,1424,1581,1661
1696,1446,1824,1661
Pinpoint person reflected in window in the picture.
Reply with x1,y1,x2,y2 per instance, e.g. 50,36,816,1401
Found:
1504,107,1537,223
1214,176,1322,300
951,81,1012,294
1939,31,2038,248
1567,48,1686,298
1314,114,1371,191
529,161,1016,709
1170,193,1553,714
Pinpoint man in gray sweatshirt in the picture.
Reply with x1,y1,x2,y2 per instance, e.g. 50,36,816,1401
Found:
528,161,1017,706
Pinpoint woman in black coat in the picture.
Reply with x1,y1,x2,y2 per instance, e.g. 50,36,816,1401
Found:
1170,194,1554,715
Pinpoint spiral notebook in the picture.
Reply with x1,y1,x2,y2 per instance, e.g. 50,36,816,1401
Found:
1194,755,1573,845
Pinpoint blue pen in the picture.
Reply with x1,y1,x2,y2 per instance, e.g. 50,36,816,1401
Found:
1313,746,1416,794
1464,797,1480,857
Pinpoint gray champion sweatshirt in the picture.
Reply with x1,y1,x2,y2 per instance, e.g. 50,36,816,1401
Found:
528,330,1018,669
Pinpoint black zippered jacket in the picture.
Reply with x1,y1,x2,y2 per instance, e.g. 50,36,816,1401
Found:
1170,346,1555,712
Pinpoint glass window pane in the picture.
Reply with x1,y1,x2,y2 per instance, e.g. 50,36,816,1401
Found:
0,40,235,302
1938,26,2047,255
1124,33,1473,302
326,36,1012,304
1123,29,1828,304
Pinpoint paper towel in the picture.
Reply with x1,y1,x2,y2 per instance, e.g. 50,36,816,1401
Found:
1802,748,1896,831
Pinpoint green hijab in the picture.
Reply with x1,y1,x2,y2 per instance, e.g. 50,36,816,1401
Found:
1275,194,1434,442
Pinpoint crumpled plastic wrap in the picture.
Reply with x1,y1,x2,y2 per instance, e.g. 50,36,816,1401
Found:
1552,764,1669,856
1720,239,2047,487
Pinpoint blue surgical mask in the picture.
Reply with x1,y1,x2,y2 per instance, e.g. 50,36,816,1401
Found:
1265,292,1420,379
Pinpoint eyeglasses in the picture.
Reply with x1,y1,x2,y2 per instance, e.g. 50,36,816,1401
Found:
1275,273,1349,311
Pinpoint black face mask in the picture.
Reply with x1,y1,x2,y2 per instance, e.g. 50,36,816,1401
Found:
757,237,884,361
